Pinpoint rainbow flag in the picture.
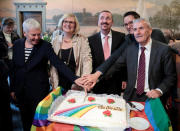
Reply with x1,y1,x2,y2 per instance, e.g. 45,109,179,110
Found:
31,87,102,131
144,98,172,131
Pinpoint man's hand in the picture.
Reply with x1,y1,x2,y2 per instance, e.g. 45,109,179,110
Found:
82,71,102,90
146,89,162,98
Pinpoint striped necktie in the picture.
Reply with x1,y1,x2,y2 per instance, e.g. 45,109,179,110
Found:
136,47,146,95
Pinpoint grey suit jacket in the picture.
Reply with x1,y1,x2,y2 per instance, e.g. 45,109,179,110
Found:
98,39,176,101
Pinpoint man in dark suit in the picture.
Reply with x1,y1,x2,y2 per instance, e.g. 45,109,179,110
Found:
84,18,176,103
88,10,125,95
10,18,83,131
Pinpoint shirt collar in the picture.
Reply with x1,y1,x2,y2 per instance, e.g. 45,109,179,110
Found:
139,38,152,51
100,30,112,39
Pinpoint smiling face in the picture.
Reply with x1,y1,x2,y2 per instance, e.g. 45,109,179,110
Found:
24,28,41,46
123,15,135,34
98,11,113,35
62,17,76,34
133,20,152,46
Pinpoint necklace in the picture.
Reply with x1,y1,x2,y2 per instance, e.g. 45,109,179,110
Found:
59,43,73,66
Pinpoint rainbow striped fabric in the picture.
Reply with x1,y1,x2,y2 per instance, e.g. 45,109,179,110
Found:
144,98,172,131
31,87,102,131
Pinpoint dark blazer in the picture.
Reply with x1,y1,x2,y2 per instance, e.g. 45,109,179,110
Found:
0,60,12,131
97,32,179,74
88,30,125,94
151,29,167,44
0,30,20,59
99,39,176,101
11,38,77,108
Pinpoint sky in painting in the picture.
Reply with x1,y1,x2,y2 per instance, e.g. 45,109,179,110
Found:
0,0,172,19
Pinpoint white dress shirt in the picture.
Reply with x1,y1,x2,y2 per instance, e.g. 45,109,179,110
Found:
135,38,163,94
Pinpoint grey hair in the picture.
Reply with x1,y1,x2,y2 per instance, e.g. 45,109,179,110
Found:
23,18,41,33
133,18,151,28
57,13,80,34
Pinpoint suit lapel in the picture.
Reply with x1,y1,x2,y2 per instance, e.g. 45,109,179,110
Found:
132,43,139,79
96,32,105,61
148,40,158,79
18,39,26,65
26,40,40,63
111,30,118,53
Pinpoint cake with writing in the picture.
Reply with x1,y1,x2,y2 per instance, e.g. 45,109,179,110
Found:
48,90,129,130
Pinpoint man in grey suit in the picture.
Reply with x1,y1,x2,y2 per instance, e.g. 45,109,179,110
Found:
83,18,176,102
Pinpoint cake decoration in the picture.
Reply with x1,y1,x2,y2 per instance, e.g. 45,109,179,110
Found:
103,110,112,117
107,98,115,104
88,96,95,102
68,98,76,103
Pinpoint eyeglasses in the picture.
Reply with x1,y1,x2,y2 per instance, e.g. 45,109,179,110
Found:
124,21,133,27
63,20,75,25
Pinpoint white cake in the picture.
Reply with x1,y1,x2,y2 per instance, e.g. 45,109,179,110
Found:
48,90,129,130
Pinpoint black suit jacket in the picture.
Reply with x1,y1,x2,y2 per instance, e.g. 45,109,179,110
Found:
99,39,176,101
0,30,20,59
88,30,125,94
11,38,77,108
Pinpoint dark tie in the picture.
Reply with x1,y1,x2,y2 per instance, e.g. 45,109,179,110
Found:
136,47,146,95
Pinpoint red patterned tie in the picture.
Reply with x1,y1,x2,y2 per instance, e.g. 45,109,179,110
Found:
136,47,146,95
103,36,110,60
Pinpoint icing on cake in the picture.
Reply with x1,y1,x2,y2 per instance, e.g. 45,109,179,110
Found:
48,90,128,130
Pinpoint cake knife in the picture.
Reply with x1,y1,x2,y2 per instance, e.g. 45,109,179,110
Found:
83,88,87,102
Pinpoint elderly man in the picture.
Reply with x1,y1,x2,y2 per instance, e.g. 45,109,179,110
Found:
84,18,176,103
10,18,83,131
0,17,20,61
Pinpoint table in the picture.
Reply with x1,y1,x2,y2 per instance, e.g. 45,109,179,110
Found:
31,87,172,131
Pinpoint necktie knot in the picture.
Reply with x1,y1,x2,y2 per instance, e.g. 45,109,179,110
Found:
105,35,109,40
141,47,146,52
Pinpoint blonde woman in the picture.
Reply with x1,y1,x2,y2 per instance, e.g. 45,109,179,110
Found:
50,13,92,94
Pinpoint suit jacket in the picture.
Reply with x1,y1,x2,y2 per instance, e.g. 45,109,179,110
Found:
88,30,125,94
151,29,167,44
0,30,20,59
96,32,179,74
100,39,176,101
11,38,77,108
0,59,12,131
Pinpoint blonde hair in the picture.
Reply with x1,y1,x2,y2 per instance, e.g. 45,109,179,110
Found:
57,13,80,34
